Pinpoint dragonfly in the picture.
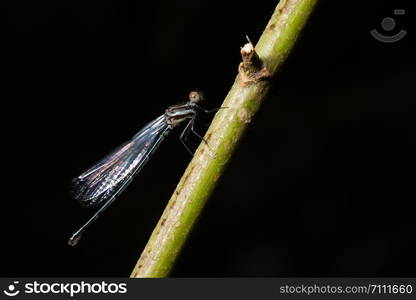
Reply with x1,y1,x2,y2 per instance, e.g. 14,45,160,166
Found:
69,90,218,246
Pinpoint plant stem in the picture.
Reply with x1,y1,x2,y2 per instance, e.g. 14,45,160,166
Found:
130,0,319,278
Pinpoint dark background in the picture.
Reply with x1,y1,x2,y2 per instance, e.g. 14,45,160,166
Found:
2,0,415,277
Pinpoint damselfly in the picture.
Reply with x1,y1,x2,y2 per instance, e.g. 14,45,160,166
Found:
69,90,217,246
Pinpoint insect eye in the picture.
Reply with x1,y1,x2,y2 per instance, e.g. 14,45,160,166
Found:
189,90,204,103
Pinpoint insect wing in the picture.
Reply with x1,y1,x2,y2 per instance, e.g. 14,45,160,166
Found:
72,115,168,207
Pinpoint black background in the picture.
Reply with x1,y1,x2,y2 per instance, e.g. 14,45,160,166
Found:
2,0,415,277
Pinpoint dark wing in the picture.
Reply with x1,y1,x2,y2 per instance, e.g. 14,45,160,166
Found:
72,115,169,207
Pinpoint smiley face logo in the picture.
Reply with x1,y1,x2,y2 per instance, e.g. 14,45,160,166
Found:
3,281,20,297
371,9,406,43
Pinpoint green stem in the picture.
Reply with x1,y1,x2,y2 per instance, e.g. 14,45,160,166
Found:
130,0,319,278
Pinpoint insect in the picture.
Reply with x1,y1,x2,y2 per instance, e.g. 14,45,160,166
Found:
69,90,218,246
